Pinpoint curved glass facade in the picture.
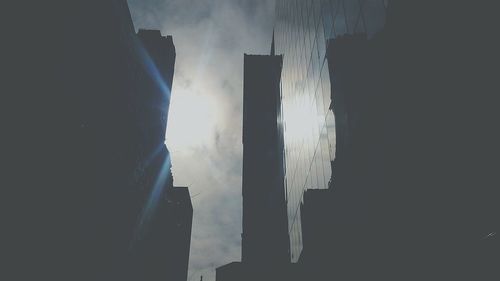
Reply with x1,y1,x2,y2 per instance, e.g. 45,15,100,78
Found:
274,0,388,261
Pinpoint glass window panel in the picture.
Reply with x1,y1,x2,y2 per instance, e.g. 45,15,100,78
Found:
321,0,333,40
311,0,321,29
312,102,320,143
308,7,315,44
311,151,318,189
311,36,319,69
320,125,332,187
316,96,326,133
315,82,325,129
326,110,336,161
315,154,324,191
305,172,310,193
321,63,332,113
344,0,361,34
303,140,310,178
316,20,326,61
316,149,326,189
333,0,348,36
274,0,387,262
310,154,318,189
296,212,303,252
354,0,367,33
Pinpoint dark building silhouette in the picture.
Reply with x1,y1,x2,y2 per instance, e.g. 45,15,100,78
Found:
216,262,246,281
6,1,192,281
132,186,193,281
217,53,290,281
137,29,174,142
216,261,300,281
298,189,332,268
241,54,290,265
136,29,176,155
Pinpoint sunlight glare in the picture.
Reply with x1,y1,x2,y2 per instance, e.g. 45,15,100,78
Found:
166,89,217,151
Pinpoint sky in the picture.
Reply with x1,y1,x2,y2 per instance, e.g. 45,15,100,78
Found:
127,1,276,280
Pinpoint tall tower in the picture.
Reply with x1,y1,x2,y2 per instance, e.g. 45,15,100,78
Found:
241,54,290,265
273,0,387,261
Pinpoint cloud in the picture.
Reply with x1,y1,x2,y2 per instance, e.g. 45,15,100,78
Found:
127,1,276,280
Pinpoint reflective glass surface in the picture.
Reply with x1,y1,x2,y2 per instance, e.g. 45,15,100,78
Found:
274,0,387,261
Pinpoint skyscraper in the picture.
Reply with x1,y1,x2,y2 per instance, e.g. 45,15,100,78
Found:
275,1,500,279
6,2,193,280
217,52,291,281
242,54,290,265
273,0,387,262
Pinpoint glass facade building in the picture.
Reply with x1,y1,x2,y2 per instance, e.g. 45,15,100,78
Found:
274,0,388,261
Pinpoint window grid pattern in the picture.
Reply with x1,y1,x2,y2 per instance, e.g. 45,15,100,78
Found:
274,0,387,261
